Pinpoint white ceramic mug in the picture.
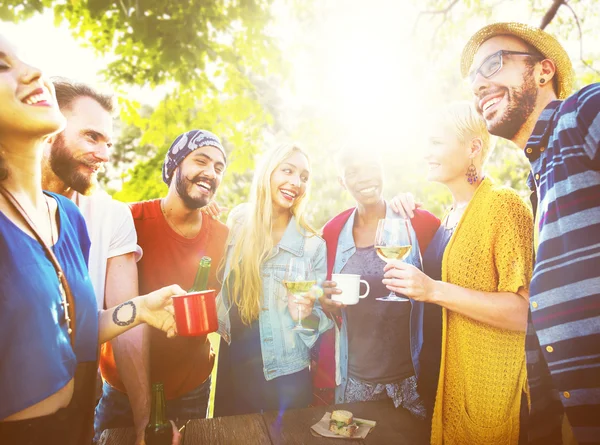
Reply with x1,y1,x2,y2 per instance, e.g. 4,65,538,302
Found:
331,273,370,305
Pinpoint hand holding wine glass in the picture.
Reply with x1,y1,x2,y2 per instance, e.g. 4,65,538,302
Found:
283,258,316,332
382,261,437,303
375,218,412,302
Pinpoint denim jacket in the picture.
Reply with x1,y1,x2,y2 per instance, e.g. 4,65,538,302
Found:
332,204,424,403
216,215,334,381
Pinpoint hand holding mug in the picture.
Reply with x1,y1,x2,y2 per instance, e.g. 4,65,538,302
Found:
320,280,345,312
138,284,187,338
331,274,370,305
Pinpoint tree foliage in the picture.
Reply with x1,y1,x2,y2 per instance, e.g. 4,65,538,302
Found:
1,0,287,211
1,0,280,85
3,0,599,228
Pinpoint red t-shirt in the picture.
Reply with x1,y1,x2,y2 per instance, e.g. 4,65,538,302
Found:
99,199,229,400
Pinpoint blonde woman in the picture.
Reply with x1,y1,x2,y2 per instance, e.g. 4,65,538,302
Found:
215,144,333,415
387,102,533,444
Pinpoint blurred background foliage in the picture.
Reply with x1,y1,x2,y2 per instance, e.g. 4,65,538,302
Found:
3,0,599,227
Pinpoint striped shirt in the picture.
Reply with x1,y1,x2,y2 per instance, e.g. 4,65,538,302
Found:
525,82,600,445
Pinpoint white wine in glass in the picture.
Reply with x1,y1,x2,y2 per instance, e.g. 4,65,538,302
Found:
375,218,412,302
283,258,316,332
375,245,412,262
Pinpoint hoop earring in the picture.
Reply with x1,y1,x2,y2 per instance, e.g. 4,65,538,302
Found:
466,158,478,185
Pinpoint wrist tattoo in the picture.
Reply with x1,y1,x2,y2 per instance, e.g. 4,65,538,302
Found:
112,301,137,327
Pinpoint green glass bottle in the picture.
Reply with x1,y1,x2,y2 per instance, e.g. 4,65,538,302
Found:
189,256,211,292
145,382,173,445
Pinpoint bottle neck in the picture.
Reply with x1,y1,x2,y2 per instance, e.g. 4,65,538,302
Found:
149,384,168,425
190,259,211,292
199,268,209,290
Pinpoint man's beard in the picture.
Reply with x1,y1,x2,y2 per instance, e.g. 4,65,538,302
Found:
175,168,213,210
484,70,538,140
49,134,98,196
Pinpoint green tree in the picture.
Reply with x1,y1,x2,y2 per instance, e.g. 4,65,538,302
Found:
4,0,599,226
2,0,284,211
1,0,280,86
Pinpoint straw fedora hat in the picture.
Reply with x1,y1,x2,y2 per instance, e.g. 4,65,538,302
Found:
461,22,574,99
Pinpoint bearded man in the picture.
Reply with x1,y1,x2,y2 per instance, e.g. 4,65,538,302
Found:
40,79,149,444
95,130,229,440
462,23,600,445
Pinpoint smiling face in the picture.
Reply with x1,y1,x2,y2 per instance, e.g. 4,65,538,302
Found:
270,150,310,212
0,34,65,141
425,120,473,185
470,36,539,140
340,157,384,207
48,96,113,195
174,145,225,209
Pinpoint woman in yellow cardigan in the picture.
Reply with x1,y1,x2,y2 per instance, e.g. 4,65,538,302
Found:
384,102,533,445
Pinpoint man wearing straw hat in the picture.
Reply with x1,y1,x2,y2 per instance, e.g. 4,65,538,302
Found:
462,23,600,445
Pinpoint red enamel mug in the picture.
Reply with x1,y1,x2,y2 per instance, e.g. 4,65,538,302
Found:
173,289,218,336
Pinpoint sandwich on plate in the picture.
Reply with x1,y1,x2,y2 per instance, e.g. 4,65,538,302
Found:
329,410,359,437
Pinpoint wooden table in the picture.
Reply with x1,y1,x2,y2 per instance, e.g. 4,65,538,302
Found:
99,399,428,444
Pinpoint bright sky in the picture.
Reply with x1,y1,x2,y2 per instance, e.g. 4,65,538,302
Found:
2,1,595,161
1,4,432,137
1,12,165,105
2,13,108,87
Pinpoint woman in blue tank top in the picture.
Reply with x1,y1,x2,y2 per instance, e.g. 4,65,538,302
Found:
0,34,185,444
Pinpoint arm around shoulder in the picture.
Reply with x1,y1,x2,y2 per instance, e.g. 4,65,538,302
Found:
411,209,441,254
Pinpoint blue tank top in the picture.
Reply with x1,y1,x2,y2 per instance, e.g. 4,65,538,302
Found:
0,192,98,419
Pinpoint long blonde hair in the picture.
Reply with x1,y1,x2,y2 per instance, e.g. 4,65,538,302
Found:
227,143,316,325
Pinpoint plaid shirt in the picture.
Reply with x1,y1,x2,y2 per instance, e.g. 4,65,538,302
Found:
525,83,600,445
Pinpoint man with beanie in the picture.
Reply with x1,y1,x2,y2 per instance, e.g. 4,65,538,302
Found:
96,130,229,440
462,23,599,444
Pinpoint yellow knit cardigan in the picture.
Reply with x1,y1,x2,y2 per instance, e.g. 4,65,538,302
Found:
430,177,533,445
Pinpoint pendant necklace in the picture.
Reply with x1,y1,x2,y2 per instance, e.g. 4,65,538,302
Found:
443,201,469,231
46,196,72,335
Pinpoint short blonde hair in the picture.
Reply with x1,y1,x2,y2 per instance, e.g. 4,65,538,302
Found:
436,101,496,164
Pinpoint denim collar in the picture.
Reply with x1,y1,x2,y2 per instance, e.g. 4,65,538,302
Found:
274,215,306,257
338,201,397,253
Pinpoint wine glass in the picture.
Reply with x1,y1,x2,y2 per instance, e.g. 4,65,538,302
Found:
375,218,412,302
283,257,316,332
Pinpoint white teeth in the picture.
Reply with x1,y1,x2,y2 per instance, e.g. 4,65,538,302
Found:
483,97,501,111
23,91,50,105
197,181,212,191
281,189,296,198
359,187,376,194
